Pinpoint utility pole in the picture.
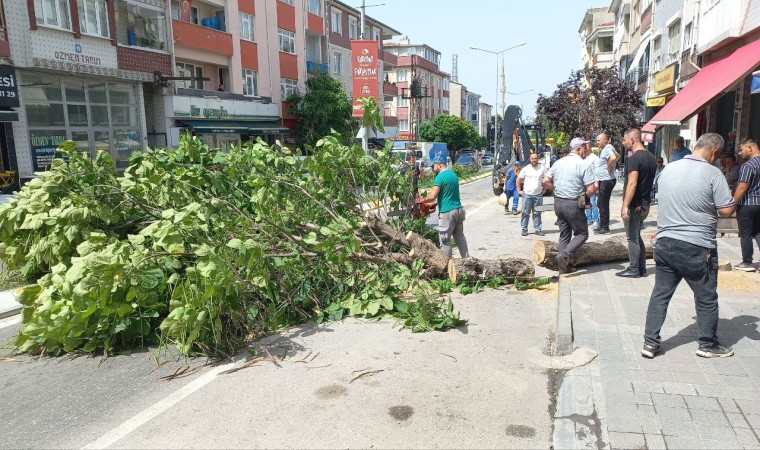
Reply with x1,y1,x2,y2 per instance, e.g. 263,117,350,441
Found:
356,0,385,153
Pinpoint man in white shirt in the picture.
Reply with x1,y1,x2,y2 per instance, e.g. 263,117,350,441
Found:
517,152,547,236
594,133,619,234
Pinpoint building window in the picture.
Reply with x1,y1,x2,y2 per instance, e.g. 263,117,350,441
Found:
397,97,408,107
443,98,449,110
397,69,408,82
348,16,357,39
117,1,168,51
243,69,258,96
652,36,662,71
34,0,72,30
443,79,449,90
281,78,298,99
307,0,321,16
667,20,681,61
399,119,409,131
373,28,380,42
278,29,295,54
331,9,342,34
77,0,109,38
176,62,204,90
240,12,254,41
597,36,613,53
332,52,342,74
683,22,693,49
280,0,294,4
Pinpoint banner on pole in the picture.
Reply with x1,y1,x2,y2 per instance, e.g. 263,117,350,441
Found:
351,40,379,118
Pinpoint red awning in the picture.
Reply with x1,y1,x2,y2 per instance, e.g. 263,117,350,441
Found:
642,37,760,132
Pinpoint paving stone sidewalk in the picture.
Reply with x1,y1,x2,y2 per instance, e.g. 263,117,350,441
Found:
559,233,760,449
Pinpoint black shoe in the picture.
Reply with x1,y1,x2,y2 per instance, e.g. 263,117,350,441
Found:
556,253,570,273
615,267,640,278
522,230,528,236
595,228,610,235
593,226,602,232
535,231,545,236
641,343,660,358
639,268,648,277
696,343,734,358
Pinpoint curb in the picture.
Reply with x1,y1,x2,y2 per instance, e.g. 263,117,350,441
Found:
555,277,573,356
0,289,22,319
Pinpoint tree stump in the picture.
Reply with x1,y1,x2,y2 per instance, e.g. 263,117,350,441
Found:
448,257,535,283
534,236,653,271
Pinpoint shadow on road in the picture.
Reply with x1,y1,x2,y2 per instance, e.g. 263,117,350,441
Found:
659,315,760,352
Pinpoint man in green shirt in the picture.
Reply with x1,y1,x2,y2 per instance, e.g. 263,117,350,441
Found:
422,156,469,258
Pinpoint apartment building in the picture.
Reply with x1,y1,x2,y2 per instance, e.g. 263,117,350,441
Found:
384,38,450,142
579,7,615,69
325,0,401,129
478,102,492,138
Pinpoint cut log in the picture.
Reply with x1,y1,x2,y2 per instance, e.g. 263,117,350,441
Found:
534,236,653,271
448,257,535,283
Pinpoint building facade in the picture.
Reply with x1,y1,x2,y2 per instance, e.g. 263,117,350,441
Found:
579,7,615,70
384,38,450,142
478,102,492,138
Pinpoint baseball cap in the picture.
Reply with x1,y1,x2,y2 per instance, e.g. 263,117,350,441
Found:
430,156,446,166
513,160,521,166
570,137,590,150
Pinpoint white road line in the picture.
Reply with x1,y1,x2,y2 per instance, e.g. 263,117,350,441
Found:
465,197,499,218
81,360,240,449
0,315,20,330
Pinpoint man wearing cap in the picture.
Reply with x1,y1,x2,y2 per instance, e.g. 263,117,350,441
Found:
544,137,597,272
422,156,469,259
504,161,522,214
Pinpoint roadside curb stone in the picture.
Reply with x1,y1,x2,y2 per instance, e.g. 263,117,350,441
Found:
0,289,22,319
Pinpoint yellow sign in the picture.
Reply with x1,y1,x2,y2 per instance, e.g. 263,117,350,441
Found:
654,64,677,93
646,95,668,107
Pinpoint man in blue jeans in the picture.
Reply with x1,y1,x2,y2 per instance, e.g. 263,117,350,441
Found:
517,152,547,236
504,161,521,214
617,129,657,278
642,133,737,359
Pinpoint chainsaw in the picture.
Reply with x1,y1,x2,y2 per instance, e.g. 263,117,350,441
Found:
387,196,437,218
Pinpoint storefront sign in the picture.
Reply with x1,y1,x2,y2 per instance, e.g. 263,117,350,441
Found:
391,132,416,141
30,130,66,172
190,105,230,119
646,95,669,107
0,65,19,108
53,44,103,66
351,40,379,118
654,64,678,94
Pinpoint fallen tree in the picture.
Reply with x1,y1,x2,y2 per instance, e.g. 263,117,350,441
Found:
534,236,653,271
0,135,534,357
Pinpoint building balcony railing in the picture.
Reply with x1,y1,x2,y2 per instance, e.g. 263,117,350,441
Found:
382,82,398,97
593,52,613,64
172,19,233,56
306,60,329,74
0,26,9,58
625,66,649,86
381,50,397,66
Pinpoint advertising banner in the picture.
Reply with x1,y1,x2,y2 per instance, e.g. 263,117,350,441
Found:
351,40,379,118
30,130,66,172
0,65,19,108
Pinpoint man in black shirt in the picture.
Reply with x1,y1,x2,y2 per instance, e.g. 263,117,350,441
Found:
617,128,658,278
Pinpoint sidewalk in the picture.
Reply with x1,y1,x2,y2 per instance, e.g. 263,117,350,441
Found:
556,194,760,449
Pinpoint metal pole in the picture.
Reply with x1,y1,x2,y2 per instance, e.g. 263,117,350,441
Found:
494,54,499,153
360,0,366,40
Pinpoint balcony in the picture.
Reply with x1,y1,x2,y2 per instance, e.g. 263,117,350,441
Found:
625,66,649,86
172,19,233,56
381,51,397,66
383,82,398,97
306,60,328,74
0,26,8,58
592,52,614,66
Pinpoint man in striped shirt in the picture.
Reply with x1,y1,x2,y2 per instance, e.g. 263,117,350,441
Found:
733,137,760,272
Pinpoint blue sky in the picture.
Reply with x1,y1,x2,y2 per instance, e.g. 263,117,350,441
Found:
370,0,600,119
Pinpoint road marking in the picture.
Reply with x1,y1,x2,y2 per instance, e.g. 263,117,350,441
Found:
81,359,240,449
465,197,498,218
0,315,20,330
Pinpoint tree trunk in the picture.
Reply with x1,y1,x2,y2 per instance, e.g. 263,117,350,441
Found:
534,236,653,271
448,257,535,283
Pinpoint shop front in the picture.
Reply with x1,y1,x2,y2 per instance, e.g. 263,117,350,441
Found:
643,63,679,160
164,95,285,150
0,64,19,192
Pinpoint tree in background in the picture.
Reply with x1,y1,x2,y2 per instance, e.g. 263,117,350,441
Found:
486,114,503,153
536,67,642,148
418,114,483,161
286,73,357,149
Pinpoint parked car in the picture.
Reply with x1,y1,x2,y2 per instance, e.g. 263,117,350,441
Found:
455,153,478,168
482,154,493,165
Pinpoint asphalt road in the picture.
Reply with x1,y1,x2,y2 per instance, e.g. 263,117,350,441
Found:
0,176,560,449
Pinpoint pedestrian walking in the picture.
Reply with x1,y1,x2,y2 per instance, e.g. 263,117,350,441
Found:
544,137,596,273
422,156,469,259
670,136,691,161
642,133,737,359
617,128,657,278
733,137,760,272
583,142,600,227
504,161,521,214
517,153,547,236
594,133,619,234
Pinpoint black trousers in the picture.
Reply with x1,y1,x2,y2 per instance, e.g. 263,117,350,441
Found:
737,205,760,263
597,178,616,230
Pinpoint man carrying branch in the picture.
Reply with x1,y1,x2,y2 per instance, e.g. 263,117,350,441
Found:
423,156,469,259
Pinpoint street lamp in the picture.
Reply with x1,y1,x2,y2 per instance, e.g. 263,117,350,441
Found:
470,42,527,153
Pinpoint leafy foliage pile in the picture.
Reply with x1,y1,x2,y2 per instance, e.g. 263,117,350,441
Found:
0,136,465,356
536,67,643,148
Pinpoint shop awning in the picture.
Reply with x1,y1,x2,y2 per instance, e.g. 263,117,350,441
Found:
177,120,287,134
643,37,760,131
0,109,19,122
